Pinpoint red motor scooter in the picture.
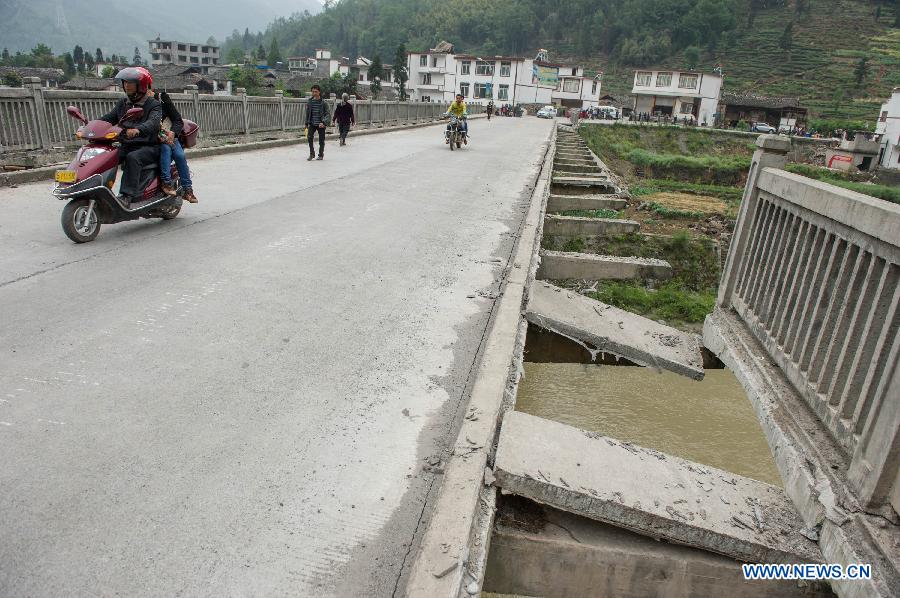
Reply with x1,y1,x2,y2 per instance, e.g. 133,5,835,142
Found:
52,105,187,243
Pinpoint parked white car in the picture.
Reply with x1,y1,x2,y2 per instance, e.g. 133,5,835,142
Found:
536,105,556,119
752,122,777,134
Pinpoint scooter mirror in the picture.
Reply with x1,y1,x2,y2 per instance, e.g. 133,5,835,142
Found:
121,107,144,122
66,105,88,125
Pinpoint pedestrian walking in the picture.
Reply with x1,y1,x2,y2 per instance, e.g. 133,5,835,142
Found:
334,93,355,146
306,84,331,161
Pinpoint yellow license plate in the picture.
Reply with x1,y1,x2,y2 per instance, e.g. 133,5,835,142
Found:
55,170,77,183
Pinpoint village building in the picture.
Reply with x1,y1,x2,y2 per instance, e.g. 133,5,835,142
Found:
148,37,220,74
719,92,807,130
0,67,65,88
405,42,600,108
876,87,900,170
631,69,722,125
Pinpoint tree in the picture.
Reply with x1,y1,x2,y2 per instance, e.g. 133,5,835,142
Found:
257,44,267,63
796,0,808,15
853,56,870,88
206,36,218,47
85,53,95,72
779,21,794,52
243,28,253,50
73,45,85,71
61,52,76,76
268,37,282,67
226,47,245,64
683,46,701,69
95,48,103,63
3,72,22,87
101,65,115,78
133,46,143,66
1,48,9,65
368,54,383,99
393,43,409,100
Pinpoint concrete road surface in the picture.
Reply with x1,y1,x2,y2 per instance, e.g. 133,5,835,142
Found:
0,117,552,596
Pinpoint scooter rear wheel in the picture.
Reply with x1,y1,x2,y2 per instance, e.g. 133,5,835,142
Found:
61,198,100,243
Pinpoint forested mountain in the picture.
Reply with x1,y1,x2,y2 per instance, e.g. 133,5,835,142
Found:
0,0,321,56
223,0,900,122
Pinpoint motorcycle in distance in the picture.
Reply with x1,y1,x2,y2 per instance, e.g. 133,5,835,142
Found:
442,114,467,150
52,105,190,243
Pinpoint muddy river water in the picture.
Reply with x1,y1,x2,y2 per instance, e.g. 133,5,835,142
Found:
515,363,782,486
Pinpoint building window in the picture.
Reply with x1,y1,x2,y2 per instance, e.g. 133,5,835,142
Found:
474,82,492,98
461,61,471,75
419,55,427,66
422,95,431,102
431,56,438,67
422,73,432,85
635,71,652,86
500,62,511,77
190,45,198,52
190,57,199,64
475,61,494,76
179,55,187,62
591,81,597,94
572,68,577,76
202,57,209,64
359,73,365,81
498,84,509,100
178,44,186,51
152,53,160,61
678,73,698,89
680,103,695,114
563,79,580,93
656,72,672,87
460,82,470,97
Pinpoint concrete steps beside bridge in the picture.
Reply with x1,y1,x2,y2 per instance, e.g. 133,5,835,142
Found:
544,214,639,238
547,194,627,212
538,250,673,282
526,282,705,379
493,411,823,565
551,178,620,195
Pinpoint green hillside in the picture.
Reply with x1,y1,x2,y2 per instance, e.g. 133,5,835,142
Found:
225,0,899,123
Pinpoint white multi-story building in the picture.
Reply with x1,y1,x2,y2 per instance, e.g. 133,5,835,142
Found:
631,69,722,125
876,87,900,170
406,43,601,108
149,38,220,74
337,56,397,93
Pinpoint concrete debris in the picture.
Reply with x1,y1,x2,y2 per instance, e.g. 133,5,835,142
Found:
494,412,822,564
431,555,459,579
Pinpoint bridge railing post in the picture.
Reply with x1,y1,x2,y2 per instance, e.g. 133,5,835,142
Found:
275,89,285,131
716,134,790,308
236,87,249,135
24,77,51,149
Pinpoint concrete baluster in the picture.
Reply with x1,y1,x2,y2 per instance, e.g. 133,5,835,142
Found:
185,85,200,140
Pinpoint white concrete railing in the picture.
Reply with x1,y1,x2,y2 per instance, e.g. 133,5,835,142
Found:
1,77,475,152
718,135,900,514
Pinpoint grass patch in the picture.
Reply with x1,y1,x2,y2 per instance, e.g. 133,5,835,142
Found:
646,202,705,220
629,179,744,205
588,281,716,326
558,209,623,219
785,164,900,204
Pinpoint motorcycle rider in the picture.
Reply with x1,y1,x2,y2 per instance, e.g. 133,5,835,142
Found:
99,67,162,204
444,93,468,144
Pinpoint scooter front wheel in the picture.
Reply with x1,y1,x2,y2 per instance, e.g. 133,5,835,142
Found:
61,198,100,243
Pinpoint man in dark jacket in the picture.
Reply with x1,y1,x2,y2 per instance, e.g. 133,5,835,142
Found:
334,93,355,146
99,68,162,203
306,84,331,161
152,88,197,203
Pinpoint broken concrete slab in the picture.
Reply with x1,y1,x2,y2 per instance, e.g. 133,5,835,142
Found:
526,282,705,379
538,250,673,281
543,215,640,237
494,411,824,565
547,195,627,212
485,499,834,598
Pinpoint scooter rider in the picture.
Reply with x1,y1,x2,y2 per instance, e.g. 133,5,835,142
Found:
444,93,468,144
99,67,162,204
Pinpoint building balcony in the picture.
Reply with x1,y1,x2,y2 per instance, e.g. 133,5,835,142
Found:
417,66,447,74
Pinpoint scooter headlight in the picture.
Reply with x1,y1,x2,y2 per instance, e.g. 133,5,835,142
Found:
78,147,107,162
